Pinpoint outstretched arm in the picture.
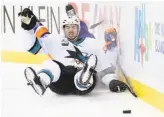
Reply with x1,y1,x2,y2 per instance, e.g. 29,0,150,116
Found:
18,8,54,59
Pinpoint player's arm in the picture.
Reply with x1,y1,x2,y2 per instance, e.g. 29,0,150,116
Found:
18,8,49,38
18,8,53,59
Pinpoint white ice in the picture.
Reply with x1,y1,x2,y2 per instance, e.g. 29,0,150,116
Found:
1,62,164,117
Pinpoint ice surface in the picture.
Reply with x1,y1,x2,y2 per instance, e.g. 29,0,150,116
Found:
1,63,164,117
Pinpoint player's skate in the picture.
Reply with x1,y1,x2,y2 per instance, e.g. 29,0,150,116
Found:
24,67,47,96
79,54,97,85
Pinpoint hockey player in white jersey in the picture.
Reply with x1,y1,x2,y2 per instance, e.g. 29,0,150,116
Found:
19,8,128,96
25,4,95,57
19,8,98,96
64,4,128,93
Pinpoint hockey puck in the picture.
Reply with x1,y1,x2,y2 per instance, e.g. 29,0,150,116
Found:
123,110,131,114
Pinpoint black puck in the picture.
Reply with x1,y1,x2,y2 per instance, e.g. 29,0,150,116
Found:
123,110,131,114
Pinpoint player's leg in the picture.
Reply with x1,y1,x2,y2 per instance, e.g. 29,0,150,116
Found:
79,54,97,84
101,49,128,92
73,54,97,95
24,60,61,96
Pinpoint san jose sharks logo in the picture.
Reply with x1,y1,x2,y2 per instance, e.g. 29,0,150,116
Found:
65,46,87,64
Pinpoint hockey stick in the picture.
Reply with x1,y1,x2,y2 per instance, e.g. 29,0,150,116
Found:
90,20,104,29
116,43,138,98
117,61,137,97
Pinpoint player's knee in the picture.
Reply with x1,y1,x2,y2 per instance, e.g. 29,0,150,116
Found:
41,60,61,82
109,79,127,92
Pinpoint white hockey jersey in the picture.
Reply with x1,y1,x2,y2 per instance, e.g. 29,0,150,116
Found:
28,22,117,72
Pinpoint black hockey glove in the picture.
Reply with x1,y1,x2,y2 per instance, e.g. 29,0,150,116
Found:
18,8,39,30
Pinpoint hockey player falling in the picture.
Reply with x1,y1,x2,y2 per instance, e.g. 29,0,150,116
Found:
19,5,128,96
19,7,98,96
64,4,129,93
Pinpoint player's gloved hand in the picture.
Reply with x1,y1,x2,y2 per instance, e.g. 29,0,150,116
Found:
18,8,38,30
66,4,76,17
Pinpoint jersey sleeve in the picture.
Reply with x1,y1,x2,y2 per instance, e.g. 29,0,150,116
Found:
27,23,50,55
29,22,61,59
33,23,50,39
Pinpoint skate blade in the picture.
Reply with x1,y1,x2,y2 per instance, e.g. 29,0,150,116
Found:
83,55,98,84
79,55,98,85
24,67,43,96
